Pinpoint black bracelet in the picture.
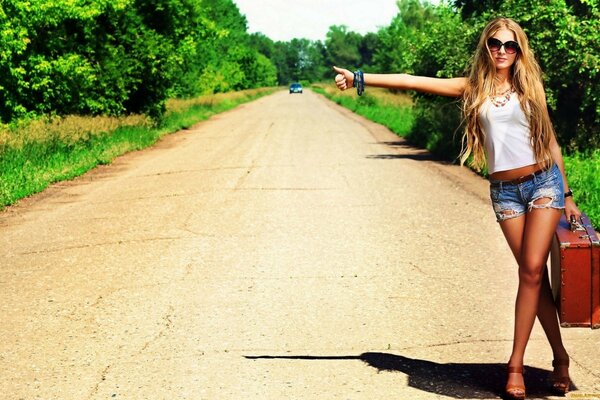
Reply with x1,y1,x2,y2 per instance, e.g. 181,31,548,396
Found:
564,189,573,198
353,70,364,96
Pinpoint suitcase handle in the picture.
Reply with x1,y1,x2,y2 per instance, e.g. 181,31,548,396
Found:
569,215,586,232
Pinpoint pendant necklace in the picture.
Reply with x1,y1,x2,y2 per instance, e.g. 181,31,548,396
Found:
490,86,515,107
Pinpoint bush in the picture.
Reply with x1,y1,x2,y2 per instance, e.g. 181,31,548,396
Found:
408,97,464,160
563,150,600,229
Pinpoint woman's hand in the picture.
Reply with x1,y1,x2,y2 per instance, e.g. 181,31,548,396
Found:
565,197,581,223
333,66,354,91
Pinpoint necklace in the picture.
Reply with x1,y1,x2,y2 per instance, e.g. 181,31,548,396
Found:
490,87,515,107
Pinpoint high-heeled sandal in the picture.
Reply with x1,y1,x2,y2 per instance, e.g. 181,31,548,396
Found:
551,359,571,395
505,365,526,400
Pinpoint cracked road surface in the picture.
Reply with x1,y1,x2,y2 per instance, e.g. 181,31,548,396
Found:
1,90,599,399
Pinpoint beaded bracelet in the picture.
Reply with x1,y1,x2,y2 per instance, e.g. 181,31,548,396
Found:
353,70,364,96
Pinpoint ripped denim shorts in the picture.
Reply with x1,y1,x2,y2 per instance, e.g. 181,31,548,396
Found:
489,163,565,223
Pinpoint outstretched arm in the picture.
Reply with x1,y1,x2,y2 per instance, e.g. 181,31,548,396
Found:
333,66,468,98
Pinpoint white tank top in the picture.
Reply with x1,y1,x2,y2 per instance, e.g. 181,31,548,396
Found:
480,92,537,174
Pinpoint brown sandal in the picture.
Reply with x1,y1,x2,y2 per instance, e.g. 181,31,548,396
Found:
505,365,526,400
551,359,571,395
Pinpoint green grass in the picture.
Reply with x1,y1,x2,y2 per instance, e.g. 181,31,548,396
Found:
563,150,600,229
312,85,414,137
0,87,277,208
313,84,599,229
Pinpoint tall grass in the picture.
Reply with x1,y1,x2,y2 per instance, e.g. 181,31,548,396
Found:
0,87,277,208
313,83,599,229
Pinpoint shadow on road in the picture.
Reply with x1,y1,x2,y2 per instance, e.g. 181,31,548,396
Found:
366,153,439,161
367,141,449,162
245,352,571,399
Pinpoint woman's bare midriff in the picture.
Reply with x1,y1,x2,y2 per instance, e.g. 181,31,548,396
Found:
489,162,547,181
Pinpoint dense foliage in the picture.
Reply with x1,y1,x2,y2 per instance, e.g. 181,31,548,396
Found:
0,0,277,122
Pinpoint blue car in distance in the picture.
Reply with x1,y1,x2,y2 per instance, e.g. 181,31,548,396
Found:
289,83,303,94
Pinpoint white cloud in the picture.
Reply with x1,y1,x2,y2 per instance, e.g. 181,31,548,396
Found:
232,0,401,42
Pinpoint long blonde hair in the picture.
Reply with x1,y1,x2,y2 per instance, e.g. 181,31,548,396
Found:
460,17,554,171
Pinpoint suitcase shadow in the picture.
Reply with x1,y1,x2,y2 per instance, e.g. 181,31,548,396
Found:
245,352,574,399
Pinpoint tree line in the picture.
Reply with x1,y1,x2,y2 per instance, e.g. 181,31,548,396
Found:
0,0,597,153
0,0,277,122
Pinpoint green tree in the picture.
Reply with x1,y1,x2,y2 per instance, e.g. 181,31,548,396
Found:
325,25,362,69
0,0,205,120
454,0,504,18
359,32,380,70
188,0,277,94
372,0,437,74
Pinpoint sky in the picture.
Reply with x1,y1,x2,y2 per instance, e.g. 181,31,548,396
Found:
232,0,405,42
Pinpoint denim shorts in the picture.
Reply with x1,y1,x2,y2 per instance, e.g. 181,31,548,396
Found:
489,163,565,222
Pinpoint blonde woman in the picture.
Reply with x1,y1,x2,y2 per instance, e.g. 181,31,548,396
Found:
333,17,580,400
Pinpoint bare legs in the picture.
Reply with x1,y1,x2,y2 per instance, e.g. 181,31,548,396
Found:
537,268,569,360
498,205,566,393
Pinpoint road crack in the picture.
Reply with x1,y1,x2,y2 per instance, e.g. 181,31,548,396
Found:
87,364,111,399
139,306,175,353
85,306,175,398
18,236,185,256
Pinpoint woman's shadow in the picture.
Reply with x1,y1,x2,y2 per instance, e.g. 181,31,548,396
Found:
245,352,573,399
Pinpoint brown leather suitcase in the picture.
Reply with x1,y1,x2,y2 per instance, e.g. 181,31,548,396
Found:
551,213,600,329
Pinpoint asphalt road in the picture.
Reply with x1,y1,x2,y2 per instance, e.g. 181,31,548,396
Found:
1,90,599,399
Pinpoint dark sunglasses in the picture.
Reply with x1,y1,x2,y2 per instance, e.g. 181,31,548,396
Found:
487,38,520,54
